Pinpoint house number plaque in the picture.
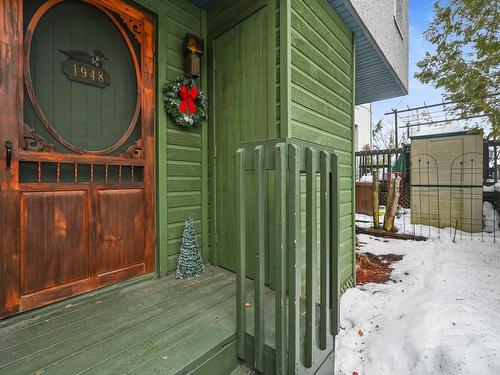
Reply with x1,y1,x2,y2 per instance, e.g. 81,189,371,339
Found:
60,49,111,88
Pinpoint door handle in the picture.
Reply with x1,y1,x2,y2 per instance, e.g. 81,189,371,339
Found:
4,140,13,170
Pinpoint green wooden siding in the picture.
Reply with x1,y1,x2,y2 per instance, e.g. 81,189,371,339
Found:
134,0,355,287
207,0,279,281
289,0,354,286
212,7,269,274
134,0,208,276
274,1,281,136
162,3,207,274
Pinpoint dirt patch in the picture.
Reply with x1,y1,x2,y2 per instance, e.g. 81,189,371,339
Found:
356,252,403,285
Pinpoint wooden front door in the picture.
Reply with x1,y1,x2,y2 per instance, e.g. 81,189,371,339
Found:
213,7,270,274
0,0,155,318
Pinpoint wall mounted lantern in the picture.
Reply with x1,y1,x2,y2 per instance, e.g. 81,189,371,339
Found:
183,33,204,78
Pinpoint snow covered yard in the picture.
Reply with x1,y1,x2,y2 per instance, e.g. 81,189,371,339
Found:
335,233,500,375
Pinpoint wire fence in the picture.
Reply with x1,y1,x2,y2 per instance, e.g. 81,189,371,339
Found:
484,138,499,181
355,149,499,243
355,146,411,209
357,100,499,242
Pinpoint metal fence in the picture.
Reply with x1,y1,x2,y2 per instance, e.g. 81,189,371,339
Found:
355,148,499,242
355,146,411,208
484,139,500,182
355,147,408,182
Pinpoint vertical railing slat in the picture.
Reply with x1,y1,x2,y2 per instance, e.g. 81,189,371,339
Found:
275,143,287,375
331,152,341,337
287,144,300,375
319,151,330,350
236,148,246,360
305,147,317,368
254,145,265,373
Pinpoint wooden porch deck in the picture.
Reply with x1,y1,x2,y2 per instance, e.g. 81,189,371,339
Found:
0,265,335,375
0,266,241,375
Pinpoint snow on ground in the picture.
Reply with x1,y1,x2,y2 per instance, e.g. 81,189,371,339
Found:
484,202,500,233
357,174,373,183
336,228,500,375
357,206,500,238
483,181,500,192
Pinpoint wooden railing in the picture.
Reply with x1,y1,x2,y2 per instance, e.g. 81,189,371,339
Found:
236,138,341,374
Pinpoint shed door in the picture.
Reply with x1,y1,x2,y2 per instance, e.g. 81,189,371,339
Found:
0,0,155,317
213,8,269,275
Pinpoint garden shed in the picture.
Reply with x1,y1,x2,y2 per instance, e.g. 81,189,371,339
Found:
410,129,483,232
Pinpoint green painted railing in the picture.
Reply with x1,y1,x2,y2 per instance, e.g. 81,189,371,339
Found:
236,138,341,374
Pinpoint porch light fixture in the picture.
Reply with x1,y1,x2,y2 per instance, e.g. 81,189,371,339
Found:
183,33,204,78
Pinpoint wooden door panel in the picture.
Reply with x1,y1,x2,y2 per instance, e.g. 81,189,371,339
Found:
0,0,155,318
20,191,89,294
0,0,22,318
96,189,144,274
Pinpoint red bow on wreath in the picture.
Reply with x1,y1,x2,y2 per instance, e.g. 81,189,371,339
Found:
179,85,198,113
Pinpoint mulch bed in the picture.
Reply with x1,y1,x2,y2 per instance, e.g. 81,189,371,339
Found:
356,252,403,285
355,238,403,285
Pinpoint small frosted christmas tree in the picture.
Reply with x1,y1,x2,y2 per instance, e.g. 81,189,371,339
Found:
176,217,205,279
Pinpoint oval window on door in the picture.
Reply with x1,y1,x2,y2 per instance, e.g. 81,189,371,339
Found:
24,0,141,154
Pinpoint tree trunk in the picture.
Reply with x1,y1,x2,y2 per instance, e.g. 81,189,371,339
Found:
371,169,380,228
383,175,401,232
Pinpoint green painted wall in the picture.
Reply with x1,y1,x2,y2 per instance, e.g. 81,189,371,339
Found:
288,0,355,287
206,0,279,281
134,0,209,276
135,0,355,287
211,6,270,275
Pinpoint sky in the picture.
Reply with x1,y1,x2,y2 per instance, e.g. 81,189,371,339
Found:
371,1,445,126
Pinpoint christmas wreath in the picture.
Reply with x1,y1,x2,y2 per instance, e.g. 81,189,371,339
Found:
162,76,208,128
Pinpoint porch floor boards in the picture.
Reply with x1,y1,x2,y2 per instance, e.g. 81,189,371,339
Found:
0,265,337,374
0,265,243,375
229,364,255,374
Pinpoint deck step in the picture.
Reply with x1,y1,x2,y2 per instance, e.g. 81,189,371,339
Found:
0,266,241,375
107,296,237,374
184,339,239,375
